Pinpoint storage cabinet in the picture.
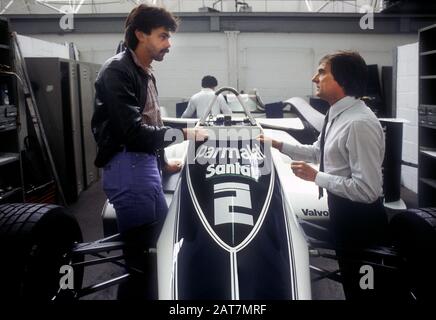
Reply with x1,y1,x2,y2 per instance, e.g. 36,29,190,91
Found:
418,24,436,207
25,58,84,204
77,61,100,188
23,58,101,204
0,17,24,204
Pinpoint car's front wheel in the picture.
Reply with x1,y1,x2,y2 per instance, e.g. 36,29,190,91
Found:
0,203,84,300
389,207,436,301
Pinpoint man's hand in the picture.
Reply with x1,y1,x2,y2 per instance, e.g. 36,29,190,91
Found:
257,134,283,151
182,128,208,141
291,161,318,182
163,160,183,174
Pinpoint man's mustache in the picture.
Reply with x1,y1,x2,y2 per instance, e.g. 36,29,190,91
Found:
161,49,169,54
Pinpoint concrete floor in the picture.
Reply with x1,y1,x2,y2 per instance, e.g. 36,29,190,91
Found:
68,180,418,300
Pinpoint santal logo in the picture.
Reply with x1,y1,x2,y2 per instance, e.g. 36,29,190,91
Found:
301,208,329,217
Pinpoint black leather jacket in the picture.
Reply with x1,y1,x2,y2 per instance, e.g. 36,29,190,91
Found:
91,49,171,168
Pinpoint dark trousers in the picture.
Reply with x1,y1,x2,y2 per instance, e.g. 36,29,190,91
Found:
102,151,168,233
327,192,389,300
117,222,163,300
103,151,168,299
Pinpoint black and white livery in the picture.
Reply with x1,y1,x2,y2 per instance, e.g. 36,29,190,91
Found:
157,88,312,299
0,88,435,301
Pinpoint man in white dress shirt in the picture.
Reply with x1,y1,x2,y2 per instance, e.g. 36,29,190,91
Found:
181,75,232,118
260,51,389,300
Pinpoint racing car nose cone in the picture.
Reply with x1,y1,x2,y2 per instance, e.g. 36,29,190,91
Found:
187,139,273,248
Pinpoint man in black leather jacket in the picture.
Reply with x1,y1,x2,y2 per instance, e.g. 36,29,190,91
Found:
91,4,204,299
92,6,177,170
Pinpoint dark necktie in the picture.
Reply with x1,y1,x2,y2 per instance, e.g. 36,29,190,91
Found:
318,111,330,199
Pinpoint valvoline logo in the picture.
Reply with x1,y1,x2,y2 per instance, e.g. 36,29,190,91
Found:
301,208,329,217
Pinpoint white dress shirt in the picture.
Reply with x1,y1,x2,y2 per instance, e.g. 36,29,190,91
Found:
181,88,232,118
281,96,385,203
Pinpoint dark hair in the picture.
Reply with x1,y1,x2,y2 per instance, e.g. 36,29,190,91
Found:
124,4,179,50
201,75,218,88
319,51,368,97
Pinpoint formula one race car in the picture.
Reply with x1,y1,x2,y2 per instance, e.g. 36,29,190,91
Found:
0,88,435,301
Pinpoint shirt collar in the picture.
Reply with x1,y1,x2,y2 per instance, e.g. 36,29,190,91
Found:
129,48,153,75
201,88,214,92
329,96,359,121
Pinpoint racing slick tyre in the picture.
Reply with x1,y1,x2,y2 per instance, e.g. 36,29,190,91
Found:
389,207,436,301
0,203,84,300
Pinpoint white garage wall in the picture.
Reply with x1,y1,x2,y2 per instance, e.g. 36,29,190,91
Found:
152,33,229,110
396,42,419,193
32,32,417,115
238,44,315,101
236,32,412,103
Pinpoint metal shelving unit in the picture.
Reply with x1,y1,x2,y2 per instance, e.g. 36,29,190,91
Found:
418,23,436,207
0,17,24,204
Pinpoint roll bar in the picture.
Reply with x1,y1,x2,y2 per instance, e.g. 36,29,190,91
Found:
198,87,257,126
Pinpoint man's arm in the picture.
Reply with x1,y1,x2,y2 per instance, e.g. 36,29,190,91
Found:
218,95,232,115
99,66,172,151
257,134,320,163
160,149,182,174
315,120,384,203
181,99,196,118
281,136,321,164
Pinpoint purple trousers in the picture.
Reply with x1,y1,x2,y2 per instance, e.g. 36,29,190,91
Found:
102,151,168,235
